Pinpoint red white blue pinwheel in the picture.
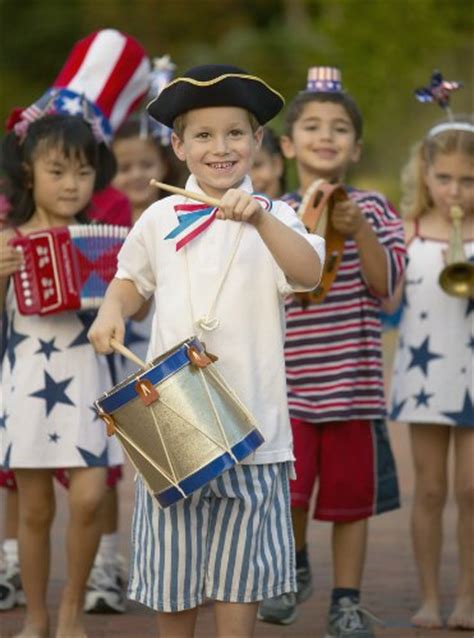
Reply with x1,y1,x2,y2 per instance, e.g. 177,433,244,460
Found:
415,70,462,119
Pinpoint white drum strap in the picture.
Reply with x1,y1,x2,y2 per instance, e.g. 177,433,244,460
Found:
185,224,245,339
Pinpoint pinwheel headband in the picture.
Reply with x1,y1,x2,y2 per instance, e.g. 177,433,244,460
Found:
428,121,474,138
139,55,176,146
415,70,463,121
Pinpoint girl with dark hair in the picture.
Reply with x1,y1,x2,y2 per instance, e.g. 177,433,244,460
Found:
0,113,123,638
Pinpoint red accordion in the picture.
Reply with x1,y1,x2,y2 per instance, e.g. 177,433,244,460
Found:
11,224,129,316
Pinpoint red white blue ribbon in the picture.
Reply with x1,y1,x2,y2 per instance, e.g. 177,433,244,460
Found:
165,193,272,251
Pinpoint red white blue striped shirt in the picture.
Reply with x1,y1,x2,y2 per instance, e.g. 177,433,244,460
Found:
283,187,407,423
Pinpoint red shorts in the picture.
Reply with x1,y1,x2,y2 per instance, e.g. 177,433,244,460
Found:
0,466,123,490
290,418,400,522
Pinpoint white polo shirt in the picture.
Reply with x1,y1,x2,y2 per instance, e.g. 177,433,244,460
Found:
116,175,325,463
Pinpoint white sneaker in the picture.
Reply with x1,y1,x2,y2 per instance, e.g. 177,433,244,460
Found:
84,558,127,614
0,553,24,610
0,572,16,611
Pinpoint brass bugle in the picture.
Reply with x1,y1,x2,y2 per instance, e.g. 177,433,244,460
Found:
438,206,474,298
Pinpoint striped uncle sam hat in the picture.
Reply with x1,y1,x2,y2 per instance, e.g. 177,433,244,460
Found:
306,66,343,93
8,29,151,144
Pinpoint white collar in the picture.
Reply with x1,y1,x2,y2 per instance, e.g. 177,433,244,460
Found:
185,174,254,199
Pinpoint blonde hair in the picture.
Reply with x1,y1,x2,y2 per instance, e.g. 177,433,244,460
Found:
173,110,260,139
400,114,474,219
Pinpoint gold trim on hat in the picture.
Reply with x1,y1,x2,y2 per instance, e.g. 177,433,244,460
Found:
159,73,285,103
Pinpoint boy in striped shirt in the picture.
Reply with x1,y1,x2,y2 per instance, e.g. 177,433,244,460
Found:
258,68,407,637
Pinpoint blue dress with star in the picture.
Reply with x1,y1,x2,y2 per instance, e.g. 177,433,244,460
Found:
118,305,154,380
390,232,473,427
0,286,123,468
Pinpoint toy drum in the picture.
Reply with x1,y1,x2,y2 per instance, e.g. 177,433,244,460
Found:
95,337,264,508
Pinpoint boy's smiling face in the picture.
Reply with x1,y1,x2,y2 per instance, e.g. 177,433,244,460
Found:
281,100,361,184
171,107,262,199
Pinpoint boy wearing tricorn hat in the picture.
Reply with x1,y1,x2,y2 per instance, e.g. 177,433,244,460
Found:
88,64,324,636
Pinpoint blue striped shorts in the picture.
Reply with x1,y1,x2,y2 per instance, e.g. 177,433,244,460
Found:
128,462,296,612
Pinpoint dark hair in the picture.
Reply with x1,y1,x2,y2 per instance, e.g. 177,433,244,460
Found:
261,127,283,156
1,114,116,226
284,91,363,140
114,115,185,189
259,127,286,194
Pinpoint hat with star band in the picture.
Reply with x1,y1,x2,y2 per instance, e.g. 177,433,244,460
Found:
7,29,151,144
147,64,285,128
306,66,343,93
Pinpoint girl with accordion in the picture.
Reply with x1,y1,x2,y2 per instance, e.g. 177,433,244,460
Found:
0,112,123,638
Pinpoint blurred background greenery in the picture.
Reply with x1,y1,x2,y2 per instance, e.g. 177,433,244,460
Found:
1,0,472,203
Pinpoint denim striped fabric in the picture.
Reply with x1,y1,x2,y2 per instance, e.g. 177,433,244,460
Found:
128,462,296,612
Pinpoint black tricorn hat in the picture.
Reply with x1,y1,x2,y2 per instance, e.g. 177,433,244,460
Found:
147,64,285,128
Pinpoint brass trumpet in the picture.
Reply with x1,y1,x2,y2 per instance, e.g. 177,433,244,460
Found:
438,205,474,298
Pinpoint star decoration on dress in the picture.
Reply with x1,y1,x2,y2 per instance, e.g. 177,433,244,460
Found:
67,312,96,348
441,390,474,426
407,336,443,377
35,337,61,361
465,298,474,317
77,444,109,467
7,316,29,370
401,288,409,309
29,371,75,416
390,397,407,421
122,323,148,363
0,410,8,429
2,444,12,469
468,335,474,352
420,311,428,320
89,405,100,422
413,387,434,408
48,432,60,443
406,277,423,286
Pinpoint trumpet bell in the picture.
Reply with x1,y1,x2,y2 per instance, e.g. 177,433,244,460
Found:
438,261,474,298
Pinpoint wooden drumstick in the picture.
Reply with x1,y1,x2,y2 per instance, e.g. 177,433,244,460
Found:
150,179,221,208
110,337,146,368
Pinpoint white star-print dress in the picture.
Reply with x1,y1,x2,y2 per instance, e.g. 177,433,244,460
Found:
118,306,154,379
0,285,124,468
389,231,473,427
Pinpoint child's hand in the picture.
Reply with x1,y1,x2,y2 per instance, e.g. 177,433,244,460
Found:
87,305,125,355
215,189,265,225
0,232,23,277
331,200,365,238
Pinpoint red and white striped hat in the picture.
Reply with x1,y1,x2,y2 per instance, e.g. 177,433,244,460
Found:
7,29,150,144
52,29,151,132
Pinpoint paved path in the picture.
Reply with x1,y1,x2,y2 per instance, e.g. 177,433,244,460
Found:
0,332,463,637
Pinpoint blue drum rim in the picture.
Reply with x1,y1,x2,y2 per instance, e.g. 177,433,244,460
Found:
155,428,265,508
96,336,204,413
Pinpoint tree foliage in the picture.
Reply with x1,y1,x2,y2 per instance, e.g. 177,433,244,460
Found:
1,0,472,199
